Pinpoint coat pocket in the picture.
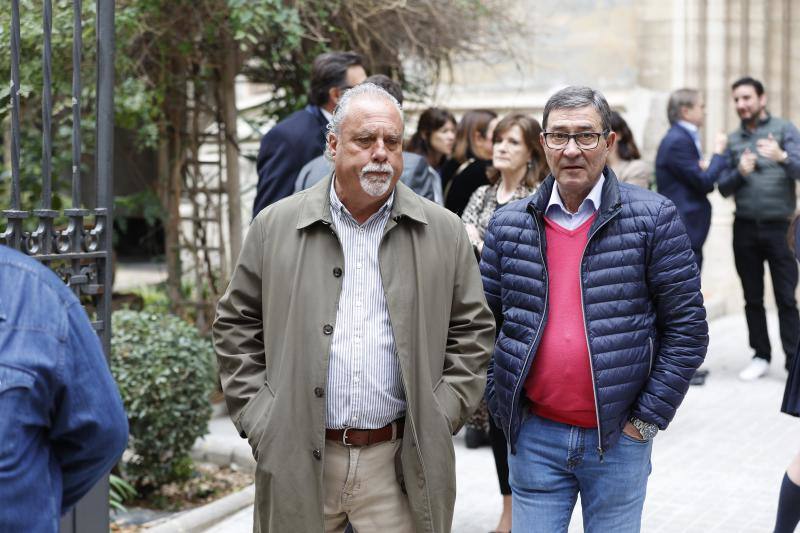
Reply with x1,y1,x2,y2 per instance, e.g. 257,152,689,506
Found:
432,378,457,435
237,382,276,460
0,364,36,458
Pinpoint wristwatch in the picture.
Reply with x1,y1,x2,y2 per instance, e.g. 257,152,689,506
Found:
629,417,658,441
780,150,789,164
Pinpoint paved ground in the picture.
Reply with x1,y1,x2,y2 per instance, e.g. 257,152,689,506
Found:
202,311,800,533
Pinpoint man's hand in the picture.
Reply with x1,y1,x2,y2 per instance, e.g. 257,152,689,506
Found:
623,421,645,441
713,132,728,155
738,148,757,176
756,133,786,162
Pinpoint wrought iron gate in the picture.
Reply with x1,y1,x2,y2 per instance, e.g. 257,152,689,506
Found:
3,0,115,531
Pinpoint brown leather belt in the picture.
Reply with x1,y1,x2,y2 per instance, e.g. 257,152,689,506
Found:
325,419,405,447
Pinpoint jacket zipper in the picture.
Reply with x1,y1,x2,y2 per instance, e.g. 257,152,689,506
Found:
508,210,549,450
648,337,654,375
578,208,620,462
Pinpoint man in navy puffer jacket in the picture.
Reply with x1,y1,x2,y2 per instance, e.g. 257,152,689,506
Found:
481,86,708,533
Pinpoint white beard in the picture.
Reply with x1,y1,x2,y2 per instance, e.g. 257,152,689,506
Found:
359,163,394,197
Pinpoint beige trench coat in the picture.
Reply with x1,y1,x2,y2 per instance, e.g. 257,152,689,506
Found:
213,175,495,532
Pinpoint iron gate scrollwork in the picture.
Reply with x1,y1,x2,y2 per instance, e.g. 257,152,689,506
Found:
2,0,115,531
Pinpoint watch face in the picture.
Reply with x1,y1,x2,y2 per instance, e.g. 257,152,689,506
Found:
638,423,657,440
632,419,657,440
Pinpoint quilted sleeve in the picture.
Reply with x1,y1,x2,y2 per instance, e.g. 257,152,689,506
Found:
632,200,709,428
479,216,503,420
479,215,502,320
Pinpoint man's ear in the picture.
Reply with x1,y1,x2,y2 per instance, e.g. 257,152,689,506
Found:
605,130,617,152
327,132,338,159
329,86,342,107
539,132,546,148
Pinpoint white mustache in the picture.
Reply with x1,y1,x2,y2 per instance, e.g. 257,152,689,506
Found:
360,163,394,179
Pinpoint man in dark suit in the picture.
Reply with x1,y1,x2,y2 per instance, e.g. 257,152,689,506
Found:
253,51,367,217
655,88,728,270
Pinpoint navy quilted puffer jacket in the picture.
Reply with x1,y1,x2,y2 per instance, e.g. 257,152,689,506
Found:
481,169,708,455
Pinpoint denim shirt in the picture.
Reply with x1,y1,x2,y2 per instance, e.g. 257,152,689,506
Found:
0,245,128,531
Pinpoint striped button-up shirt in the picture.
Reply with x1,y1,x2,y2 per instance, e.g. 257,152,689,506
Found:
326,181,406,429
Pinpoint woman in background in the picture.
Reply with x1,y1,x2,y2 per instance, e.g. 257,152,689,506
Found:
461,113,548,533
406,107,457,176
441,109,498,216
774,215,800,533
607,110,652,189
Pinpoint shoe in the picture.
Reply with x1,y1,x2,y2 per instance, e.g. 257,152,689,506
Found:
465,427,490,448
738,358,769,381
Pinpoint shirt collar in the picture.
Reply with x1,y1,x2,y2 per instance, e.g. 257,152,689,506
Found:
320,107,334,123
546,175,605,215
677,120,699,136
329,175,395,225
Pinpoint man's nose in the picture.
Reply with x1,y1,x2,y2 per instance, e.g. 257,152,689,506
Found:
372,140,388,161
563,137,582,157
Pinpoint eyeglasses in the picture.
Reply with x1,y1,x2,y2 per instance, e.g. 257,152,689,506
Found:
542,130,609,150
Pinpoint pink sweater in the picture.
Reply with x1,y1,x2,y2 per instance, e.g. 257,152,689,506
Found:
524,214,598,428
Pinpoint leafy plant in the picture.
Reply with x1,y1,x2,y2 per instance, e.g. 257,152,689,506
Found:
109,473,138,514
129,283,171,315
110,310,216,492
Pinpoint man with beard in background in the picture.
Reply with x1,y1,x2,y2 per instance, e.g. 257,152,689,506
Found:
718,76,800,382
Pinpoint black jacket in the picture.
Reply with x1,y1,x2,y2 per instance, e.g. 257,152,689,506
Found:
253,105,328,217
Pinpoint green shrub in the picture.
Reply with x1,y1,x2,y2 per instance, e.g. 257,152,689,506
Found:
111,310,216,492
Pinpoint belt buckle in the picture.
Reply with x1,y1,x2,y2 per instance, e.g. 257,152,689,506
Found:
342,426,354,446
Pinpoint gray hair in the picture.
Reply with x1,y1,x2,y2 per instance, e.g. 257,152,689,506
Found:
542,86,612,132
667,88,700,125
327,83,403,138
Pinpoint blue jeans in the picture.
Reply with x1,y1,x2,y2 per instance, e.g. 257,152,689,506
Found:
508,412,652,533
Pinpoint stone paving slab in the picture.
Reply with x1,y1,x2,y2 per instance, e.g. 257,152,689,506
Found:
204,312,800,532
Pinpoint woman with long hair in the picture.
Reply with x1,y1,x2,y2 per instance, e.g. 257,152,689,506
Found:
461,113,548,533
406,107,457,175
607,110,652,189
441,109,498,216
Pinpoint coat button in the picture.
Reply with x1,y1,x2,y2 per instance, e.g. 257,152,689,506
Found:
323,324,334,335
313,448,322,460
314,387,324,397
333,267,342,277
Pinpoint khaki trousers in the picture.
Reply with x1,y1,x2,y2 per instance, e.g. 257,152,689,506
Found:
323,438,414,533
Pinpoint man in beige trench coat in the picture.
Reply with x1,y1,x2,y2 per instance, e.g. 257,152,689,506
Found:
213,83,495,533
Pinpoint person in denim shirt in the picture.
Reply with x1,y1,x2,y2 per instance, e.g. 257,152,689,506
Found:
0,245,128,531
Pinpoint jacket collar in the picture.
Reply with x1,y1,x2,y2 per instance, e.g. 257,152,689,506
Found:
296,173,428,230
529,166,622,216
305,104,329,127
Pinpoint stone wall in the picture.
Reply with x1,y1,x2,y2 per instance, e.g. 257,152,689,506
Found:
431,0,800,316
